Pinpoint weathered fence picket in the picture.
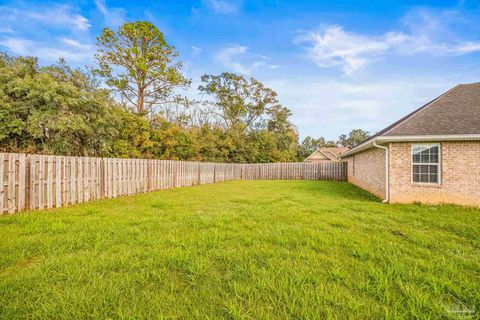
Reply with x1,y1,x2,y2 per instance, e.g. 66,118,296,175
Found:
0,153,347,214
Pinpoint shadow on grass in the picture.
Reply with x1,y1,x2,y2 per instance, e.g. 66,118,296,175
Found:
290,180,382,203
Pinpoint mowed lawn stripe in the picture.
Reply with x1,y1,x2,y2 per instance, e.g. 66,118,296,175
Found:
0,181,479,319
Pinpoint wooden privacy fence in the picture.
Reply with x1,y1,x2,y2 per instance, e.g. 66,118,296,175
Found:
0,153,347,214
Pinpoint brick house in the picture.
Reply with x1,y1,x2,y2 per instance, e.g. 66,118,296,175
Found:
304,147,350,163
340,83,480,207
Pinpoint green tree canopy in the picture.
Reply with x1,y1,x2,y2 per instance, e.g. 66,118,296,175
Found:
95,21,189,115
337,129,370,148
0,53,152,157
198,73,278,132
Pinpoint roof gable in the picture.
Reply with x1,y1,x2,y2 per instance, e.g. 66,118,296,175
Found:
304,147,350,161
306,150,329,160
384,83,480,136
340,83,480,158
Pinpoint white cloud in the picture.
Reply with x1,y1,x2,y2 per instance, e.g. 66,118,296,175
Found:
450,42,480,54
265,77,459,139
296,26,408,74
297,8,480,74
60,38,92,51
71,15,90,31
95,0,126,27
205,0,240,14
215,45,267,74
0,5,90,31
95,0,108,15
0,37,93,62
0,26,14,34
192,46,203,56
214,45,281,75
0,3,93,65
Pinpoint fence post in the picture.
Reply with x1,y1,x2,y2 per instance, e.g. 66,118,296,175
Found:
100,158,105,199
15,154,24,211
0,154,4,214
197,162,201,185
7,154,16,213
147,160,152,192
213,164,216,183
173,161,177,188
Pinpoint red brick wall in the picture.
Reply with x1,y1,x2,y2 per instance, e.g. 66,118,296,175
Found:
345,148,386,199
389,141,480,206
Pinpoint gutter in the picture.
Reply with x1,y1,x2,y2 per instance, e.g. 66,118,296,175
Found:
373,142,389,203
340,134,480,158
377,134,480,142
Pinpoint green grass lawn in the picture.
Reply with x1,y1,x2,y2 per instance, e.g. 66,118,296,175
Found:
1,181,479,319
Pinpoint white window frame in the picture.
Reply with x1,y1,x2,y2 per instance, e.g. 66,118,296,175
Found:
411,143,441,184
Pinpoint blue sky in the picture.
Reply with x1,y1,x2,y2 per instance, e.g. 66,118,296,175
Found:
1,0,480,140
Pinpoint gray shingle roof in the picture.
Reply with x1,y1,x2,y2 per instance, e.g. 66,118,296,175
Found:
318,147,350,157
383,83,480,136
340,83,480,157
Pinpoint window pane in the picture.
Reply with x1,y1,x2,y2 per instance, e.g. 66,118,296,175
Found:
428,146,438,163
413,165,439,183
412,146,423,163
413,173,420,182
420,174,429,183
413,144,439,164
420,150,430,163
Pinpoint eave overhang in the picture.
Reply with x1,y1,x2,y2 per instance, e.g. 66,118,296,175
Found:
339,134,480,158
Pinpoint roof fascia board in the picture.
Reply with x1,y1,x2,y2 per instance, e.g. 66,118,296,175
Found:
378,134,480,142
340,134,480,158
321,150,338,161
303,149,320,161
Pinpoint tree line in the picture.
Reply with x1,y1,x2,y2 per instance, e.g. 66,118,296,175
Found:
0,21,369,162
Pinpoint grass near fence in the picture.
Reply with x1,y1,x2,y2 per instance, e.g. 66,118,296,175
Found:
0,181,479,319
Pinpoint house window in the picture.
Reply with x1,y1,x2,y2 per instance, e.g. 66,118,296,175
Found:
412,144,440,184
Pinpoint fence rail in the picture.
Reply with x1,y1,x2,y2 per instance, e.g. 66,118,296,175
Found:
0,153,347,214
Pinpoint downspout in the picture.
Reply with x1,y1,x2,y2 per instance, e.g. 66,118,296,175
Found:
373,142,389,203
